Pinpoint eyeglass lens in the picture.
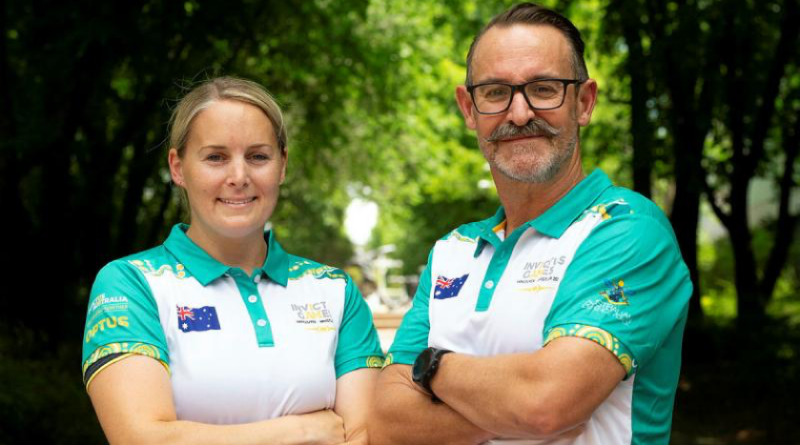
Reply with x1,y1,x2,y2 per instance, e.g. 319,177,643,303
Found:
473,80,566,113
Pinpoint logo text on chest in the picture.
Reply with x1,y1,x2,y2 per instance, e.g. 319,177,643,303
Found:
291,302,334,325
517,256,567,285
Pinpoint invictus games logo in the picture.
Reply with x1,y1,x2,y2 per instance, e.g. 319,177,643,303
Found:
517,256,566,285
291,302,334,325
600,279,636,305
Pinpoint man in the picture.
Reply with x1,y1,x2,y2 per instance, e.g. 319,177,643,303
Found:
368,3,692,445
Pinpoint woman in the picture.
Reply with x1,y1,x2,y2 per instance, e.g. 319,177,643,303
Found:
82,77,384,444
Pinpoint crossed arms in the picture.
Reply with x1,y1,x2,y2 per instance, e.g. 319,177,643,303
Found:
368,336,626,444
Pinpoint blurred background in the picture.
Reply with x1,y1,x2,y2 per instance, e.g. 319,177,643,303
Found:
1,0,799,443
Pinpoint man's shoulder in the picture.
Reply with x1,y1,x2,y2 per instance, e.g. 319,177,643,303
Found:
588,184,672,226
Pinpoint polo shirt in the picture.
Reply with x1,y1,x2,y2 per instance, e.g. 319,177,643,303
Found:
82,224,384,424
387,169,692,445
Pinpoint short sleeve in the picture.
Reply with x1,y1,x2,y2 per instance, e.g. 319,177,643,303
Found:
385,251,433,366
334,277,385,378
543,215,692,376
82,260,170,388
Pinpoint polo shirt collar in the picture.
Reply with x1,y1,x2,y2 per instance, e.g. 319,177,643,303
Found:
530,169,613,238
474,169,612,255
263,229,289,286
163,224,289,287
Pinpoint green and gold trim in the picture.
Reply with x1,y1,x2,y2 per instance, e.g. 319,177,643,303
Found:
366,356,385,368
544,324,635,375
83,342,170,390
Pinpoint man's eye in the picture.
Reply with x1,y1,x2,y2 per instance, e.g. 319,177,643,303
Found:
530,85,558,97
484,87,509,98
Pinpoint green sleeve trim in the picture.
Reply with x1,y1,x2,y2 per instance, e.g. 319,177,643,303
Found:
383,351,419,367
544,323,635,377
335,355,385,378
83,260,170,367
82,342,170,388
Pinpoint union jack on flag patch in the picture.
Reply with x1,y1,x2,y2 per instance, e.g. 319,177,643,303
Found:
434,274,469,299
176,305,221,333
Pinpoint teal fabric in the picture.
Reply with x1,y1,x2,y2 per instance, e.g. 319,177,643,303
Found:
84,223,385,381
163,224,289,287
82,249,171,368
543,186,692,445
386,251,434,365
334,278,385,377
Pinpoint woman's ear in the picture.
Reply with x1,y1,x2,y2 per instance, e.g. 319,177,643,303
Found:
168,148,184,186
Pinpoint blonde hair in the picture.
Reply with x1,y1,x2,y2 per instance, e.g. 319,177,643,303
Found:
169,76,288,157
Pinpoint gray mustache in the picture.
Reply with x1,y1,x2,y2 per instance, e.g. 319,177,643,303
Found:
485,119,561,143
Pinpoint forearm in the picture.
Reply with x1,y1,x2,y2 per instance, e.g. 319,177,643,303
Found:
100,410,334,445
368,365,495,445
149,415,311,445
431,353,564,438
431,339,624,438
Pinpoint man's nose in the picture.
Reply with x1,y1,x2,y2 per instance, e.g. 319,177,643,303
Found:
506,90,536,127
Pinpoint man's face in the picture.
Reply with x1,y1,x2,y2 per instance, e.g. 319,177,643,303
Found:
456,24,597,183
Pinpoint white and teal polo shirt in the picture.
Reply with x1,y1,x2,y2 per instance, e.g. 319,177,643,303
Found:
82,224,384,424
387,169,692,445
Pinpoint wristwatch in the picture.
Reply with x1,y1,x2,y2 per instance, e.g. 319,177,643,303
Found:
412,347,453,402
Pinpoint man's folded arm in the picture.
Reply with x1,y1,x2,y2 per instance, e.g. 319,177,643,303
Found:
368,364,495,445
430,335,627,439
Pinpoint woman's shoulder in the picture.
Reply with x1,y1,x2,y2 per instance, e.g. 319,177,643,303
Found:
285,254,350,283
95,244,176,282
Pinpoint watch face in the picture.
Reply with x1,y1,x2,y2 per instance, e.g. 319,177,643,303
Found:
412,348,433,383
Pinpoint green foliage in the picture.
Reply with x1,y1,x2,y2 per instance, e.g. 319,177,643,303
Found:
2,0,799,442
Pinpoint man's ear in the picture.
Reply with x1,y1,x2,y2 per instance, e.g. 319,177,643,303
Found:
576,79,598,127
168,148,184,186
455,85,478,130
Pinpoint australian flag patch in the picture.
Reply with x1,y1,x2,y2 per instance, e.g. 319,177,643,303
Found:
177,305,221,333
434,274,469,299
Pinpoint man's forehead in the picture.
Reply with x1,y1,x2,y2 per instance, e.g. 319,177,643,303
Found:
471,24,573,81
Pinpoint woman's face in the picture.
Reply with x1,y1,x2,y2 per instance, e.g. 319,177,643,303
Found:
169,99,286,243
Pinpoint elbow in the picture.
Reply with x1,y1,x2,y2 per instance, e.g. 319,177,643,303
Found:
515,399,580,437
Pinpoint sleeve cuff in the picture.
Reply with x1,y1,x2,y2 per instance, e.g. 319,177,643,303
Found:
383,350,420,367
335,354,385,378
544,323,636,378
83,342,169,390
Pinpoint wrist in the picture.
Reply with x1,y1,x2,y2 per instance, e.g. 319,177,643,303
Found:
412,347,453,402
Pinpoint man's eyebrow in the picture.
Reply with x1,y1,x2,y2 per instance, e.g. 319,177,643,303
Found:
472,74,566,85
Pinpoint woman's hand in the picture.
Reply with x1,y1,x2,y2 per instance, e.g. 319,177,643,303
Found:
292,410,345,445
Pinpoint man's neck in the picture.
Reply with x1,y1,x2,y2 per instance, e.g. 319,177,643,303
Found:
493,155,585,235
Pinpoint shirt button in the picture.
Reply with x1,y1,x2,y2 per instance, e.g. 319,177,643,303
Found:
254,275,261,283
485,280,495,289
257,319,267,327
248,295,258,303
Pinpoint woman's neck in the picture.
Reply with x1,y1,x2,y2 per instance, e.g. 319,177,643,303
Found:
185,225,268,276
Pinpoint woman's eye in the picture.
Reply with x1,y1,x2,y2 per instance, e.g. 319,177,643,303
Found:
206,154,224,162
250,153,270,162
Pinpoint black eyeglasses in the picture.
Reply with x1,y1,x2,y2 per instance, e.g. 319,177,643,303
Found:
466,78,585,114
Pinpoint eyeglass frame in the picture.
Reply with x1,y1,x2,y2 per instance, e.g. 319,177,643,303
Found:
466,78,586,115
